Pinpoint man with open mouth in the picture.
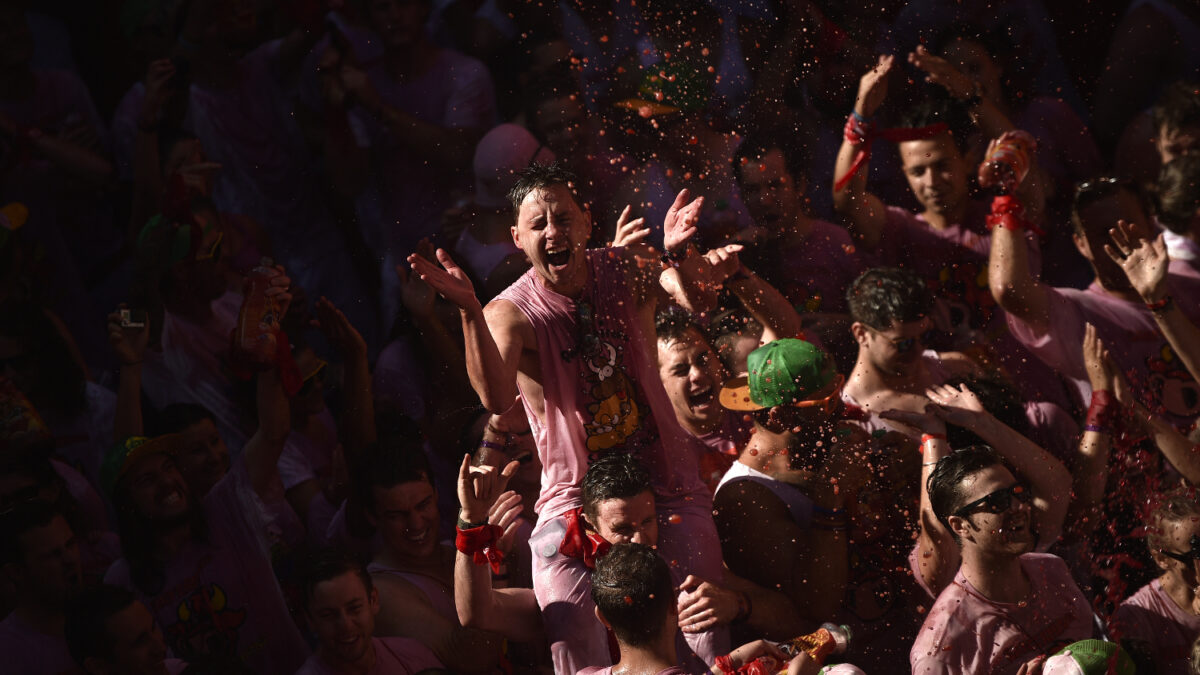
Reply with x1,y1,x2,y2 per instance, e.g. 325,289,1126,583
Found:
410,162,742,673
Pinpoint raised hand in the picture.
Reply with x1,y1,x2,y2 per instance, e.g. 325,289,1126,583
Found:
264,266,293,327
611,204,649,248
487,490,525,555
703,244,745,284
907,45,975,100
879,405,947,437
313,296,366,357
677,575,740,633
1106,222,1169,302
854,54,895,118
107,304,150,366
664,189,703,255
139,58,176,128
457,454,520,524
407,247,481,312
924,382,989,429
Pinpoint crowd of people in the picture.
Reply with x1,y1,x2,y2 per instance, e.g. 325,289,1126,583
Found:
7,0,1200,673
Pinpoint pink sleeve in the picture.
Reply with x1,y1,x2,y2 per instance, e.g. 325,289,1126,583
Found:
1004,287,1088,381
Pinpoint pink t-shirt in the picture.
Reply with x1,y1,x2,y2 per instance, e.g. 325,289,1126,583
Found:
104,459,310,673
295,637,442,675
0,612,79,675
1006,278,1200,430
495,249,711,520
579,667,688,675
1110,578,1200,674
873,206,1068,408
750,220,866,314
910,553,1093,675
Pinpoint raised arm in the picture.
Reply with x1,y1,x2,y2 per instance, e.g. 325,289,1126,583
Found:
832,55,893,249
313,297,375,453
907,45,1014,138
242,270,293,497
409,248,521,413
453,457,543,642
108,306,150,441
1069,324,1115,540
1107,225,1200,384
987,199,1051,332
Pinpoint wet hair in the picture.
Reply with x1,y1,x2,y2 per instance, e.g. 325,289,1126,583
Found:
898,96,975,155
354,441,434,514
1145,487,1200,555
655,305,700,344
0,499,65,566
1152,81,1200,137
1070,177,1149,236
64,585,137,667
591,543,674,647
581,454,653,523
732,133,809,186
507,162,585,220
942,375,1029,448
846,267,933,329
926,445,1005,537
708,307,764,374
299,548,374,614
148,402,217,437
1156,156,1200,234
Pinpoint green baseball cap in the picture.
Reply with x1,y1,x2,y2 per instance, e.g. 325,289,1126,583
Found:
1043,640,1134,675
101,434,183,496
719,339,835,411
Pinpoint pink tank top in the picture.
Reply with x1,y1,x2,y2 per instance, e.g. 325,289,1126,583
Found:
495,248,709,519
367,561,458,624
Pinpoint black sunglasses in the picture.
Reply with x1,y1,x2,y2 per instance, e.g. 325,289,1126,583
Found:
1072,176,1131,213
953,482,1031,519
868,326,935,354
1161,534,1200,564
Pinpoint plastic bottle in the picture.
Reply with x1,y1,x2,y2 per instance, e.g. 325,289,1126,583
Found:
778,623,852,666
234,258,281,369
977,130,1037,195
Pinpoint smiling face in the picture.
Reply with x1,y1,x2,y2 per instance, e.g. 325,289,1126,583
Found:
898,134,970,220
948,465,1035,556
511,184,592,294
309,571,380,669
1157,124,1200,165
370,478,440,560
739,148,806,229
101,601,171,675
173,419,229,498
123,452,191,524
589,491,658,547
1152,515,1200,588
658,328,726,434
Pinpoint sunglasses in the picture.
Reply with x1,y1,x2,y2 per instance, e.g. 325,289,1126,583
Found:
1072,176,1131,213
1161,534,1200,564
868,326,934,354
953,482,1031,519
790,373,846,415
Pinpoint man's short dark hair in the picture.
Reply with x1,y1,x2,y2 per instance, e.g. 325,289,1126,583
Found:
732,133,809,186
591,543,674,647
1152,81,1200,137
355,441,434,514
507,162,585,219
299,548,374,614
581,454,653,523
846,267,933,328
1156,156,1200,234
707,307,763,374
64,584,137,667
898,96,974,155
0,499,63,566
655,305,700,344
926,445,1005,537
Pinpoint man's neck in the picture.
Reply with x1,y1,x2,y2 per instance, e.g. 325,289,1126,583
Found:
847,355,929,402
682,412,722,437
1091,275,1143,304
319,639,378,675
376,545,447,576
153,520,194,563
612,634,676,675
738,428,790,477
921,204,965,232
12,601,65,636
536,258,589,299
960,548,1030,604
781,213,815,243
1159,571,1200,616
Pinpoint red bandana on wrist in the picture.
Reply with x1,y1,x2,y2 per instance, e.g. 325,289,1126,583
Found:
834,119,950,192
558,507,611,569
455,524,507,573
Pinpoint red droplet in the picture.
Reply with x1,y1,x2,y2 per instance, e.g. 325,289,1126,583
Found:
624,595,633,605
668,514,682,524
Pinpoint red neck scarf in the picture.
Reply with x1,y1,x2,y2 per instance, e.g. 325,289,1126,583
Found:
559,507,611,569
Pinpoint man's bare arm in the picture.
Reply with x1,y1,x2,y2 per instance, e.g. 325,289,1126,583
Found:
832,55,894,249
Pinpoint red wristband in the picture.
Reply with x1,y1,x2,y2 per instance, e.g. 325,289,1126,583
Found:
714,655,735,675
921,433,947,446
1085,389,1118,430
455,525,507,573
1145,296,1173,313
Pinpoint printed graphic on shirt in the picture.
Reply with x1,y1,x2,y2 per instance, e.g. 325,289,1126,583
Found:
166,583,247,661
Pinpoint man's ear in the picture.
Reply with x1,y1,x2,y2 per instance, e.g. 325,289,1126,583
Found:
947,514,972,542
850,322,869,346
511,224,522,249
369,586,381,617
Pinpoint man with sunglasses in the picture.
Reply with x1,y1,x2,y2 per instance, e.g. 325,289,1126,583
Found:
1110,488,1200,674
989,174,1200,430
714,339,923,672
911,446,1093,674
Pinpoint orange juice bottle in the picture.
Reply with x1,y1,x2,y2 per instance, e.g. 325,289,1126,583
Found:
234,258,281,368
778,623,851,665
